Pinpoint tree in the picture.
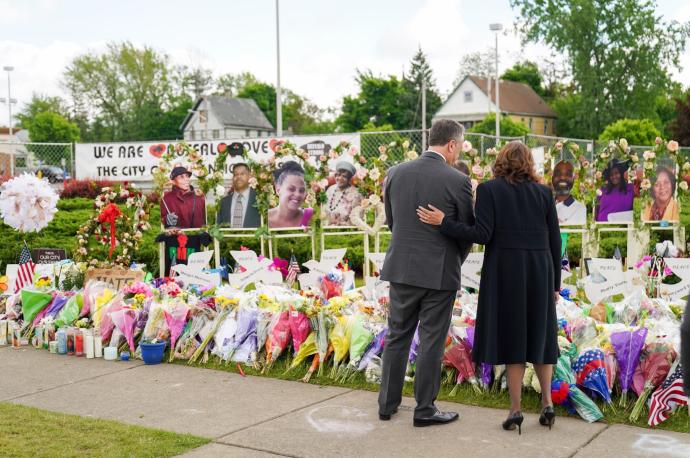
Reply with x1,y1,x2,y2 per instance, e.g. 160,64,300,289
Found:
27,112,80,143
401,47,443,130
598,118,661,146
63,41,172,141
16,94,69,129
336,71,407,132
669,89,690,146
453,50,495,88
511,0,690,137
501,61,544,96
468,113,530,137
551,93,589,138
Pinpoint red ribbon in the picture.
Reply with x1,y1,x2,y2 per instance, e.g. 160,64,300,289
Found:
177,234,188,261
97,203,122,258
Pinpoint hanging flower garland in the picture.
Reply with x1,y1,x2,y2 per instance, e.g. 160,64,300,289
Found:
463,141,496,184
348,141,398,234
152,142,229,195
74,184,151,268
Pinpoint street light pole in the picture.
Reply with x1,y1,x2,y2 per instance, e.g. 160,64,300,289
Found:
275,0,283,137
3,66,14,136
489,24,502,140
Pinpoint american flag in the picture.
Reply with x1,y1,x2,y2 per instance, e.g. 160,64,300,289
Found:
285,253,300,287
14,244,36,293
648,364,688,427
572,349,611,402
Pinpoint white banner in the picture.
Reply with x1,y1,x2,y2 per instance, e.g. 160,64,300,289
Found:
75,133,361,181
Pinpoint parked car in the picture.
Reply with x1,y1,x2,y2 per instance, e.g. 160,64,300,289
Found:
28,166,71,183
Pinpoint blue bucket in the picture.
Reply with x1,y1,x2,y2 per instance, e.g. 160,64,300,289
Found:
140,341,166,365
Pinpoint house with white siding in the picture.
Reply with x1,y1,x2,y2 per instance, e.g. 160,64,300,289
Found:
180,96,275,140
434,75,557,136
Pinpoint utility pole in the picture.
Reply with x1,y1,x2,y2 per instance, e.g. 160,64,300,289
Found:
275,0,283,136
489,23,503,139
421,78,427,152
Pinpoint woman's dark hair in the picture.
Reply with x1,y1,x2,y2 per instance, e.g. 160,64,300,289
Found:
274,160,305,186
492,142,540,184
453,160,470,175
604,165,629,195
650,166,676,201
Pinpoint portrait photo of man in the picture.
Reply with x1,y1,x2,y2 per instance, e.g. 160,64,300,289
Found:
217,163,261,228
552,160,586,225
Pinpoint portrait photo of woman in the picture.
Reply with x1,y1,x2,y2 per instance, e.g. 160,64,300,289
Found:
323,161,362,226
642,166,680,222
268,160,314,228
595,159,634,222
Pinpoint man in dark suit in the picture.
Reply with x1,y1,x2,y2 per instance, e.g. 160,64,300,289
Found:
682,297,689,395
378,119,475,427
217,163,261,228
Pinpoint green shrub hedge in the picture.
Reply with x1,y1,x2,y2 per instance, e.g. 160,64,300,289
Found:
1,195,687,277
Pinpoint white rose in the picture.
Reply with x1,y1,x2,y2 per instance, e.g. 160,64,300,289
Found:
215,184,226,197
641,179,652,190
596,189,603,196
644,161,654,170
402,140,410,149
667,140,679,152
405,150,418,161
369,168,381,181
462,141,473,153
369,194,381,205
630,154,639,163
619,138,628,150
679,181,688,191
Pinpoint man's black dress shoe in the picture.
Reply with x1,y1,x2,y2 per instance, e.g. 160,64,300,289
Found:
413,410,459,427
379,407,398,421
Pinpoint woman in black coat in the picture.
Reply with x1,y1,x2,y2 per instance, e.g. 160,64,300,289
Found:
682,297,690,395
418,142,561,434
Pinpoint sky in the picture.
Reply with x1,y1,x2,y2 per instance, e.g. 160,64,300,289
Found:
1,0,690,127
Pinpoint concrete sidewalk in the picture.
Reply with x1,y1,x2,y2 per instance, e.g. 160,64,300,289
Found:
2,346,689,458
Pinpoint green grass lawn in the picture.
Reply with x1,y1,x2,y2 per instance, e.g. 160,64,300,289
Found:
179,355,690,434
0,402,209,458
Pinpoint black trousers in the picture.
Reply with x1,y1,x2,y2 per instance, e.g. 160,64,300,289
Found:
378,282,456,418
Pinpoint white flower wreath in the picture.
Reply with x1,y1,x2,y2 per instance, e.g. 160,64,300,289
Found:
349,200,386,236
0,173,59,232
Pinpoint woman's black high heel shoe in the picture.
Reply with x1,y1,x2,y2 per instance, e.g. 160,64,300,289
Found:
539,406,555,430
502,411,524,435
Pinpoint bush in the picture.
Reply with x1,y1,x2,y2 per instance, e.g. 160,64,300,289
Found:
60,179,118,199
468,113,530,137
598,118,661,146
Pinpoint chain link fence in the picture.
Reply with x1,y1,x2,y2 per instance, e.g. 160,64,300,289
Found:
0,142,74,181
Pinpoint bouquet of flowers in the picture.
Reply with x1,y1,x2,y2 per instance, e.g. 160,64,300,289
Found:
320,271,344,300
444,339,481,395
630,342,676,421
339,314,374,381
164,300,190,362
263,310,292,372
552,351,604,423
329,315,353,378
610,327,648,407
572,348,612,405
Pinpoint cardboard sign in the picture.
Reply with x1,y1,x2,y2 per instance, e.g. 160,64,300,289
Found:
85,268,145,290
4,264,18,294
303,248,347,277
584,258,626,303
367,252,387,273
364,276,390,301
172,251,221,287
227,250,283,289
461,253,484,290
659,258,690,301
32,249,67,264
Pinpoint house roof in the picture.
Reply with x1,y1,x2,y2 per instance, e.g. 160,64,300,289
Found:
439,76,557,118
180,96,275,131
0,127,22,136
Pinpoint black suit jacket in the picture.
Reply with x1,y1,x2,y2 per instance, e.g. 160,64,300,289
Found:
682,297,690,395
380,151,475,291
217,189,260,227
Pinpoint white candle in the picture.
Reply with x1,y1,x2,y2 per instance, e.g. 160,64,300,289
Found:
94,334,103,358
103,346,118,361
0,320,7,346
85,333,95,359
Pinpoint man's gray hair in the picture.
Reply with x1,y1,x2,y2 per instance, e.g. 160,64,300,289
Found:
428,119,464,147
